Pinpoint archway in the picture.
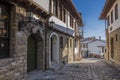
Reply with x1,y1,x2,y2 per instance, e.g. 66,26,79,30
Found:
27,33,44,72
49,32,59,68
27,34,37,72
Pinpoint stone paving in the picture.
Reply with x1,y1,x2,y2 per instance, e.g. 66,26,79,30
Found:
28,58,120,80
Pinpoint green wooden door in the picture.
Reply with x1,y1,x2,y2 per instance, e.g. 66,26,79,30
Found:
27,35,37,72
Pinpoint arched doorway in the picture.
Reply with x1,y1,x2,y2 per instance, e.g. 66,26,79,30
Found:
27,35,37,72
49,32,59,68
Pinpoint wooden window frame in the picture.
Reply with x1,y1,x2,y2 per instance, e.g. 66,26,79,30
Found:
63,8,66,23
70,15,73,28
111,10,113,24
115,4,118,20
54,0,58,17
59,4,62,20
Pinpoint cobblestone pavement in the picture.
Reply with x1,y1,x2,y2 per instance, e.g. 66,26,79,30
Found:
28,58,120,80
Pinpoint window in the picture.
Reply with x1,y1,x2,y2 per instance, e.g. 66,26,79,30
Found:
67,38,69,48
54,0,58,17
102,47,104,53
0,3,10,59
108,16,110,26
59,4,62,20
70,15,73,28
83,44,85,48
115,34,118,41
115,4,118,20
111,10,113,24
60,37,63,48
105,48,106,53
63,8,66,23
70,39,72,48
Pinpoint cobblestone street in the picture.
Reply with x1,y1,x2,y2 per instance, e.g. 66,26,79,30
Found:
28,58,120,80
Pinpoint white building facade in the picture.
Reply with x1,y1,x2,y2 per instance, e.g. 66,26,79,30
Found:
81,39,106,58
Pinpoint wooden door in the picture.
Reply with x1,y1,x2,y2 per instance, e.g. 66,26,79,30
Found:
27,35,37,72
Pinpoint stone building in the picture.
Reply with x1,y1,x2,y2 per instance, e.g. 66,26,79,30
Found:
100,0,120,69
46,0,83,69
0,0,83,80
0,0,49,80
74,18,83,61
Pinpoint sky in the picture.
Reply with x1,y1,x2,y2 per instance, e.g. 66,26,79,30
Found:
72,0,106,40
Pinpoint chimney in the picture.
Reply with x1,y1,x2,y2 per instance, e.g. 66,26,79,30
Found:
99,36,101,40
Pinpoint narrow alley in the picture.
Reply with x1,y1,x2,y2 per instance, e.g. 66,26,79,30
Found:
28,58,120,80
0,0,120,80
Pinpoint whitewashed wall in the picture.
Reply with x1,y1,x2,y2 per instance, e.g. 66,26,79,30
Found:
88,40,106,55
107,0,120,33
49,16,74,36
33,0,50,12
49,16,67,28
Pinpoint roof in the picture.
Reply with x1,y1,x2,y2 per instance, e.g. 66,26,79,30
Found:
81,40,93,44
81,39,106,44
100,0,116,19
97,44,106,47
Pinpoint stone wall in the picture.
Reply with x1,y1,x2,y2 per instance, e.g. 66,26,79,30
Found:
108,27,120,66
0,4,27,80
46,30,74,68
74,38,82,61
104,28,109,61
0,2,46,80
